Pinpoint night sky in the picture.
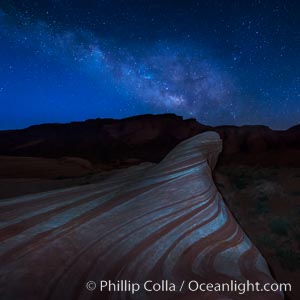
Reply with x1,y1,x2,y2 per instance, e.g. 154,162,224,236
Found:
0,0,299,130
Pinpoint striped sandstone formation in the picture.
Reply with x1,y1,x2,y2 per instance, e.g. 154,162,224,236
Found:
0,132,283,300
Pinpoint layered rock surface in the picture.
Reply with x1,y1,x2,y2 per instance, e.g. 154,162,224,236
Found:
0,132,283,300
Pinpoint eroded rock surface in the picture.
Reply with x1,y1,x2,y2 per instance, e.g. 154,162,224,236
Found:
0,132,283,300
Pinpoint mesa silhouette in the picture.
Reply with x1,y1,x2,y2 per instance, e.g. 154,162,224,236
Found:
0,114,299,167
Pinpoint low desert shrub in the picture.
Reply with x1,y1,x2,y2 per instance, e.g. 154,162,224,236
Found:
276,249,300,271
269,218,291,236
254,195,269,214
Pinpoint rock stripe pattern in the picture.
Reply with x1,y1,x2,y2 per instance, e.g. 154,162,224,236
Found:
0,132,283,300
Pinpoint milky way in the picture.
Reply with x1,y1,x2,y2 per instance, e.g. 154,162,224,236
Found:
109,45,236,117
0,1,299,129
1,12,237,122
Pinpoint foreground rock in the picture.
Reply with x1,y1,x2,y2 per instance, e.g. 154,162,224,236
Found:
0,132,283,299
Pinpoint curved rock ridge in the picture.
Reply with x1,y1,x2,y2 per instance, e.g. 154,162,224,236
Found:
0,132,283,300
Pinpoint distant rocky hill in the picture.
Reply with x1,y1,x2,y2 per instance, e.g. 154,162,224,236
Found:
0,114,299,166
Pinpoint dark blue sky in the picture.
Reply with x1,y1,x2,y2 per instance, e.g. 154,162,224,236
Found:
0,0,299,130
